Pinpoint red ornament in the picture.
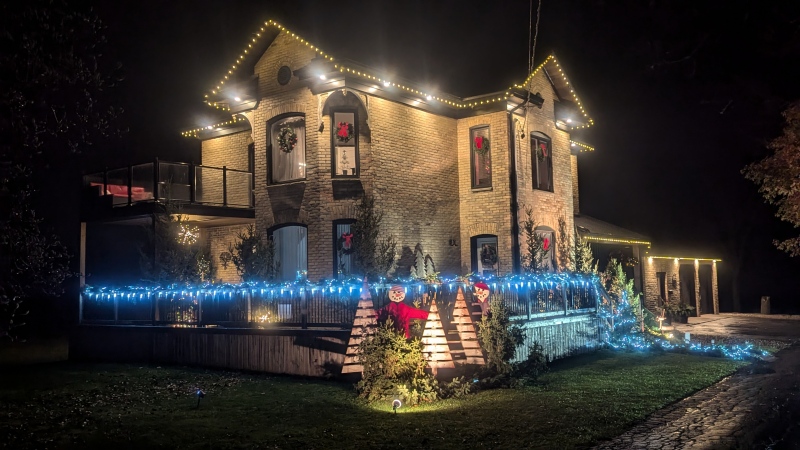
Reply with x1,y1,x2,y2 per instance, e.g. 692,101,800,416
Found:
543,237,550,251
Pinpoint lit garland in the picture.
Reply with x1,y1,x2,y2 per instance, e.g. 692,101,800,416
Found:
198,20,593,127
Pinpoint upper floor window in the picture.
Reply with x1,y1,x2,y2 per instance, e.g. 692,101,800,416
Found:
332,111,359,177
470,126,491,189
531,133,553,192
269,114,306,184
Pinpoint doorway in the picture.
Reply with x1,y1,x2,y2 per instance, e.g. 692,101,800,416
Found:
678,264,697,316
698,265,714,315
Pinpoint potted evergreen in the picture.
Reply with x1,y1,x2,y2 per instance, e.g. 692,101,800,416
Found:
665,301,695,324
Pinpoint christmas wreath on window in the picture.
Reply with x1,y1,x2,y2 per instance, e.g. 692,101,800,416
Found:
536,142,548,160
473,135,490,157
278,126,298,153
337,232,355,255
336,122,354,143
480,244,498,267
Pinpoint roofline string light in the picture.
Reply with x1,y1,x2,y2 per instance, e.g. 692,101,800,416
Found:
181,116,247,138
582,236,652,246
647,256,720,263
199,20,594,127
569,140,594,152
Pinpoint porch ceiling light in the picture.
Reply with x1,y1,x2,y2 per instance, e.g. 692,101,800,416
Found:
319,74,326,80
383,80,391,87
234,96,241,102
426,94,432,101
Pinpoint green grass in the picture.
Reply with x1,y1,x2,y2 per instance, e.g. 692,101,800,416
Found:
0,350,745,449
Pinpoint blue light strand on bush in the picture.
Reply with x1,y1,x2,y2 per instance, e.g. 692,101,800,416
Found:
599,291,770,361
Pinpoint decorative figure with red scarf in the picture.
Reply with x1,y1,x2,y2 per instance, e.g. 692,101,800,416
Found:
474,282,492,316
376,285,428,338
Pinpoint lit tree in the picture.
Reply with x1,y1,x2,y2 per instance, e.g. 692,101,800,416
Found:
519,207,547,273
572,231,597,275
351,195,396,278
557,216,574,272
743,101,800,256
229,224,278,282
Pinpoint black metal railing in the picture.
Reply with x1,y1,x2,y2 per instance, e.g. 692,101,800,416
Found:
80,277,601,328
83,158,254,209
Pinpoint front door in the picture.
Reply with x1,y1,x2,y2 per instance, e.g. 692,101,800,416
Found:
698,265,714,315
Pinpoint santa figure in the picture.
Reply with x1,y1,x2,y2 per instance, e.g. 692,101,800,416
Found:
376,285,428,338
474,282,492,316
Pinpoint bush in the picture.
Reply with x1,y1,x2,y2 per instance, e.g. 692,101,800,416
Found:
229,224,278,282
512,342,549,384
355,320,438,405
476,296,525,381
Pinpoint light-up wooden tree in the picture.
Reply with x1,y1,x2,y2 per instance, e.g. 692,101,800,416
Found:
421,297,454,376
451,286,485,365
341,279,377,374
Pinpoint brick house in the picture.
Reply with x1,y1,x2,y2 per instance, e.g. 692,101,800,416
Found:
80,19,718,316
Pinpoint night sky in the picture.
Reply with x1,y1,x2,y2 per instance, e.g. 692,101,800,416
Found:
59,0,800,311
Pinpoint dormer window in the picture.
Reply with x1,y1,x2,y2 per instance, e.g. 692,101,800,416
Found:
332,110,359,177
531,132,553,192
269,114,306,184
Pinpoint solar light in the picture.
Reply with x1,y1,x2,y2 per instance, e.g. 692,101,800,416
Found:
196,389,206,408
392,399,401,414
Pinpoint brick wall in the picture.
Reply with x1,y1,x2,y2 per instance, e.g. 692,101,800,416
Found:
199,32,580,281
208,225,250,284
642,259,719,315
514,71,575,270
571,154,579,214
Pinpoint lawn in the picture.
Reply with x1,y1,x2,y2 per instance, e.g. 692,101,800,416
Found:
0,350,745,449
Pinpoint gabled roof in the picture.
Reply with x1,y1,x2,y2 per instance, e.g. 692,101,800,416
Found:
574,214,651,246
200,19,594,128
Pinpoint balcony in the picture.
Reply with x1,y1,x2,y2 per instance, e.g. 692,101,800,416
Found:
82,159,254,221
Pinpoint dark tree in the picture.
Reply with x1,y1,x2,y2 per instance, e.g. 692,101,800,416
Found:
0,1,122,338
743,101,800,256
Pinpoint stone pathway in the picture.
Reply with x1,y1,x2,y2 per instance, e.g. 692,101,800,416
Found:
594,343,800,449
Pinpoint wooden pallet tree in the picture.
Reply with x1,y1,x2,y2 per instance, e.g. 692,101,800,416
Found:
341,280,377,374
451,286,485,365
421,297,454,376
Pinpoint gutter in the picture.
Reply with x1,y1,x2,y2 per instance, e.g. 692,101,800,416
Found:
507,103,525,274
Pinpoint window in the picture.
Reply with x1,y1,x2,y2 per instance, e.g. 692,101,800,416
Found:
269,114,306,183
270,224,308,282
535,228,555,272
332,111,359,177
470,126,491,189
333,220,356,277
531,133,553,191
657,272,667,306
471,235,498,277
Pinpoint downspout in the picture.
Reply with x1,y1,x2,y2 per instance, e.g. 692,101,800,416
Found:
507,107,523,274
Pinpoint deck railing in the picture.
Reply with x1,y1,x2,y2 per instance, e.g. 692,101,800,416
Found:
80,276,602,328
83,159,254,208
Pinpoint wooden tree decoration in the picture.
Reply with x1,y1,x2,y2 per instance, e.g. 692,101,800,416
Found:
421,297,454,376
451,286,485,365
341,279,377,374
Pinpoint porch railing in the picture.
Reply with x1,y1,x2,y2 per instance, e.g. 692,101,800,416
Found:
82,158,254,208
80,277,602,328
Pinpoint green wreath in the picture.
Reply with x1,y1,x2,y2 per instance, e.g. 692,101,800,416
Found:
472,135,490,157
336,121,354,143
536,142,548,160
337,232,355,255
480,244,498,266
278,126,298,153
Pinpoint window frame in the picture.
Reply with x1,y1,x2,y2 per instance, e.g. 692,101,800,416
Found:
531,133,554,192
267,112,307,185
330,108,360,178
471,234,499,276
469,125,492,189
534,226,556,272
267,222,309,282
332,219,357,278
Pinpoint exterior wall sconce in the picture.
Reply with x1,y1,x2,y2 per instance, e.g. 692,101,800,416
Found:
448,238,458,247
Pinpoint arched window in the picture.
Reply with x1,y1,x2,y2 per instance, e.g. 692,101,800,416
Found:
531,132,553,192
268,113,306,184
269,224,308,281
535,226,556,271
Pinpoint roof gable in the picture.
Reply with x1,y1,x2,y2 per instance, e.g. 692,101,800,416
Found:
201,19,594,127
